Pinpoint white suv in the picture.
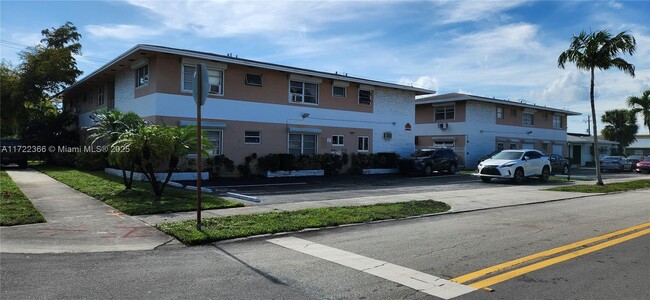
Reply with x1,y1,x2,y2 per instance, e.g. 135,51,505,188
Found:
477,149,551,184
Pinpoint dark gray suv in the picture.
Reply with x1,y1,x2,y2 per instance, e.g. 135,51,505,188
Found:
399,148,458,176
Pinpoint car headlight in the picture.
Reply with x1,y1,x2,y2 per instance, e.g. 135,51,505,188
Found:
500,162,516,168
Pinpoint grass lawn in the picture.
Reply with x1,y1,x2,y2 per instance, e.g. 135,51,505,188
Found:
0,171,46,226
36,165,243,215
547,179,650,193
158,200,450,245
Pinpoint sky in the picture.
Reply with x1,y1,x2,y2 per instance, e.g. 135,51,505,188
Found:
2,0,649,134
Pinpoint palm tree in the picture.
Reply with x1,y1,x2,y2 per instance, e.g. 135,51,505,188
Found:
87,109,146,189
601,109,638,154
558,30,636,185
627,89,650,134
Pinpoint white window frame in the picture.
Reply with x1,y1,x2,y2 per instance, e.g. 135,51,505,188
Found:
523,112,534,126
357,136,369,152
181,64,225,96
358,89,372,105
434,105,455,121
244,131,261,144
332,135,344,146
289,80,319,104
496,107,504,119
332,85,346,98
135,64,149,88
288,133,318,155
204,130,223,156
245,73,263,86
553,115,563,129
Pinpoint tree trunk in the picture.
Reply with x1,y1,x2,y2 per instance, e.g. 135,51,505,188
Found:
121,169,131,190
591,68,604,186
160,156,179,195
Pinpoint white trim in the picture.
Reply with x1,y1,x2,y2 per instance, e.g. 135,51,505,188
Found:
181,57,228,70
181,63,225,96
130,58,148,69
359,84,374,91
289,74,323,84
332,135,344,146
244,130,261,144
288,127,322,134
332,80,350,88
332,85,347,98
358,136,370,152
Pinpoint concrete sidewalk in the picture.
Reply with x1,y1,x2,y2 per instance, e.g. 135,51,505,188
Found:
2,168,642,254
1,169,173,254
135,184,602,226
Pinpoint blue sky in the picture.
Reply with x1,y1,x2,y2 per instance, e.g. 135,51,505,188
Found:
2,0,649,134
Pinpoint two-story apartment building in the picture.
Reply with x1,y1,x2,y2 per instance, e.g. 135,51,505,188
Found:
414,93,580,169
60,44,434,165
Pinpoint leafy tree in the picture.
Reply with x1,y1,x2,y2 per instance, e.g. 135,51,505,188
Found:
601,109,638,153
558,30,636,185
0,62,25,137
0,22,82,141
87,110,147,189
627,89,650,134
19,21,82,103
113,125,212,198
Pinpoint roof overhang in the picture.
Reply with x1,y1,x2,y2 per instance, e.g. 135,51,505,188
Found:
60,44,436,97
416,93,581,116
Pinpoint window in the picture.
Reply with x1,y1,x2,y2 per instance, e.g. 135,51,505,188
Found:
358,136,369,152
289,133,317,155
358,90,372,105
182,64,224,95
205,130,223,155
245,73,263,86
510,108,517,117
244,131,261,144
553,115,563,129
434,105,455,121
135,65,149,88
496,107,504,119
510,143,518,149
97,86,104,106
523,113,534,126
332,86,346,98
290,81,318,104
332,135,344,146
497,143,505,151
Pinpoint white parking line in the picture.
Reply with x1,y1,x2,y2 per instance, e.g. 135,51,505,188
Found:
268,237,476,299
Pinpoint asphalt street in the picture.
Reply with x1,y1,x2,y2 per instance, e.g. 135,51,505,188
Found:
2,189,648,299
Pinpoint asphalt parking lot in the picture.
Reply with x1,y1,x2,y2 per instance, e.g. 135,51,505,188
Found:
182,168,648,205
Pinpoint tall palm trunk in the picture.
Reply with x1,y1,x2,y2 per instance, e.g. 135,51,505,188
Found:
590,68,604,186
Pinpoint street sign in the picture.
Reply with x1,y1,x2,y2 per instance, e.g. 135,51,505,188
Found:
192,63,209,106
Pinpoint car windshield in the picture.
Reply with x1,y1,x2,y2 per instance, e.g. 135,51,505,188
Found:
491,151,523,160
411,150,434,158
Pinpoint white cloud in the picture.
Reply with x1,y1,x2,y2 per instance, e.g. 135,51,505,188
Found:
434,0,529,24
123,0,371,38
85,24,164,40
398,75,439,91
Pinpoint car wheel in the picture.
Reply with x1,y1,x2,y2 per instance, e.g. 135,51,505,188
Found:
561,165,569,175
448,164,457,174
539,166,550,182
424,165,433,176
481,176,492,183
513,168,524,185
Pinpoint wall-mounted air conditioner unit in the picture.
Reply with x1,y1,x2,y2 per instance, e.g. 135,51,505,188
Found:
438,123,449,130
291,94,303,102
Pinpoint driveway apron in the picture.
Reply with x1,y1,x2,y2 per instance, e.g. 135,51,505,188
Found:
1,169,173,254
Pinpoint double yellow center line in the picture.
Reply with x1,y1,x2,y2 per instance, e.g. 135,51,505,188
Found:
452,222,650,290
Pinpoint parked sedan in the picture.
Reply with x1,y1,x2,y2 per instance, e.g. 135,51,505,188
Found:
626,155,644,166
600,156,633,172
635,157,650,173
548,154,570,175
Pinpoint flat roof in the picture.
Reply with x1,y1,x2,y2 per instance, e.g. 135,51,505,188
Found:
416,92,581,116
61,44,436,96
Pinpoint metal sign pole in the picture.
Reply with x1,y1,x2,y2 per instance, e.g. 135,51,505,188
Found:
193,63,209,230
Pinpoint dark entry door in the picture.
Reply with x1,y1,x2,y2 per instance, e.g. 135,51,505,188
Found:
572,145,582,166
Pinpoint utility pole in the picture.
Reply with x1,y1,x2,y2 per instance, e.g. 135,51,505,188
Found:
585,115,591,135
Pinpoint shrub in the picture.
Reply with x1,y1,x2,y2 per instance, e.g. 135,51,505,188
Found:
237,153,258,178
349,152,399,174
256,153,346,175
74,151,106,171
207,155,235,178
